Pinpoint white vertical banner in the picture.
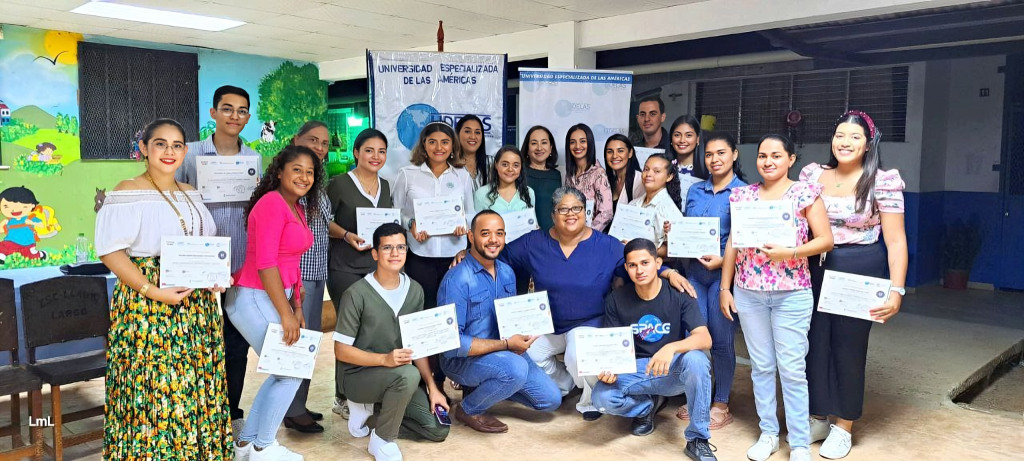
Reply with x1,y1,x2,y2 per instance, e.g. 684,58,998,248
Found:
368,50,507,183
517,68,633,175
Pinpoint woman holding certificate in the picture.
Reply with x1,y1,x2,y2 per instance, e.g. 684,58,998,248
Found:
97,119,231,459
626,153,684,256
564,123,613,232
719,134,833,461
325,128,393,419
225,145,320,461
473,146,535,212
675,131,747,427
800,111,907,459
604,134,644,213
523,126,562,231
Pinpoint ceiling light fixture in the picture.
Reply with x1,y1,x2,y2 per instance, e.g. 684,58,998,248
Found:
71,1,245,32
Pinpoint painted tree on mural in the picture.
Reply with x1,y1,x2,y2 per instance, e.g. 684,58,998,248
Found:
256,62,328,141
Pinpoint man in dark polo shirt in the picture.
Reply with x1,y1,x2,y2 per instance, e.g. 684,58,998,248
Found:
334,223,449,461
591,238,717,461
635,95,671,151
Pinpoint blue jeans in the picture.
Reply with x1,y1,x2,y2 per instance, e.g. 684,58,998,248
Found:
734,286,813,448
224,286,302,448
287,279,326,418
592,351,712,441
688,260,737,404
441,351,562,416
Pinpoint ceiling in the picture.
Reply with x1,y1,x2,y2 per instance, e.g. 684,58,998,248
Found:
0,0,701,62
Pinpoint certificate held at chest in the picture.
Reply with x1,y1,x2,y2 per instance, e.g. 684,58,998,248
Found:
159,236,231,289
500,209,540,242
197,156,260,203
730,200,798,248
413,197,466,236
608,205,657,243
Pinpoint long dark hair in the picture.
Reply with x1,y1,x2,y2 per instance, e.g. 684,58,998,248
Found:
246,145,323,224
603,134,642,203
669,115,708,180
644,153,683,210
702,131,746,182
485,146,532,208
521,125,559,170
456,115,488,183
824,111,882,213
565,123,597,178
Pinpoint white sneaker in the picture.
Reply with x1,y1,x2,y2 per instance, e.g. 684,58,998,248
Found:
333,398,350,420
789,447,811,461
809,417,830,443
368,429,403,461
232,441,251,461
747,433,780,461
250,440,303,461
348,401,374,438
819,425,853,459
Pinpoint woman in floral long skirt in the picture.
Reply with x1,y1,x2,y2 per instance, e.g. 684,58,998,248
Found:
96,118,232,459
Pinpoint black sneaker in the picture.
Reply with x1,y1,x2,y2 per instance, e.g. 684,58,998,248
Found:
582,411,603,421
630,395,668,436
685,438,717,461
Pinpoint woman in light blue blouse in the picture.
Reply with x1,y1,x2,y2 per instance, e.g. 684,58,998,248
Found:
676,131,747,429
473,146,535,212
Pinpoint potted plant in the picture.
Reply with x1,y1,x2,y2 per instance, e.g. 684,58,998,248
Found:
941,217,983,290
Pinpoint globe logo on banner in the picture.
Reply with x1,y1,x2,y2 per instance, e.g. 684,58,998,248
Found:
555,100,591,117
397,103,441,150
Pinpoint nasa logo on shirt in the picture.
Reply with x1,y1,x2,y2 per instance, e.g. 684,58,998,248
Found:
631,314,671,343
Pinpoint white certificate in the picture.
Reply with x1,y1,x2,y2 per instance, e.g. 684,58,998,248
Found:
818,270,890,323
668,217,721,258
574,327,638,377
634,147,665,169
608,204,657,243
585,200,595,227
730,200,798,248
494,291,554,339
413,197,466,236
398,303,461,360
196,156,260,203
500,209,539,242
356,207,401,249
159,236,231,289
256,324,324,380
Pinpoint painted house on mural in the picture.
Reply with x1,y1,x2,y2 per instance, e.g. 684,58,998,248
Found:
0,100,10,126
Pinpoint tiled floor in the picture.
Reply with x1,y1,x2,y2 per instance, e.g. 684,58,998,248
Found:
3,289,1024,460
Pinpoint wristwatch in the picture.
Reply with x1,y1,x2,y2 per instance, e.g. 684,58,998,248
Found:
889,286,906,296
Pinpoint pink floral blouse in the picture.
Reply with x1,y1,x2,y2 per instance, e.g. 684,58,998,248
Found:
799,163,905,245
566,164,614,231
730,181,823,291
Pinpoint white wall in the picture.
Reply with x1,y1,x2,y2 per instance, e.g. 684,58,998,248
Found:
942,55,1004,193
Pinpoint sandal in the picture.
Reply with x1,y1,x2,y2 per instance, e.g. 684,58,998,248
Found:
676,405,690,420
709,406,734,430
450,380,462,391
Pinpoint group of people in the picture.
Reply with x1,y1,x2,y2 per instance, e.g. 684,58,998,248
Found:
96,86,907,461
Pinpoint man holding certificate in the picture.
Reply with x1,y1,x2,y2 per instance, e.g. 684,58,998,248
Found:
438,211,561,434
334,223,450,461
590,239,717,461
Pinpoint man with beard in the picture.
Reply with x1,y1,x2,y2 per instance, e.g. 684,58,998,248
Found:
438,210,561,433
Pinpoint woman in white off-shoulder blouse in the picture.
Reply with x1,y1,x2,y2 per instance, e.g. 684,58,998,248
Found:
95,118,233,460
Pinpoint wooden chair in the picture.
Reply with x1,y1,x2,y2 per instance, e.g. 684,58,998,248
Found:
19,276,109,461
0,278,43,461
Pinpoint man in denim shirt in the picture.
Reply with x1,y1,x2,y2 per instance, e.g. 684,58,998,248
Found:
438,210,561,434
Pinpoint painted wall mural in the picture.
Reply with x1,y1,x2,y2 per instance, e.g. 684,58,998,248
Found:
0,24,326,269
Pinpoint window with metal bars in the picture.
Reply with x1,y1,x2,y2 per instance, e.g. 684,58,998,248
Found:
78,43,199,160
695,66,909,143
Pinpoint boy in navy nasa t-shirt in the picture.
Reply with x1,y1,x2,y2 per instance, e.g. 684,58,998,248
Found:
591,239,717,461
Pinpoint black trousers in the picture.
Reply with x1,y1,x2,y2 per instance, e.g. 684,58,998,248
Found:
807,242,887,421
404,251,455,387
222,302,250,421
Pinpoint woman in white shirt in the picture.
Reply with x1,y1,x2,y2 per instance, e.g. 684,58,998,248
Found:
628,153,685,257
97,119,230,459
604,134,645,216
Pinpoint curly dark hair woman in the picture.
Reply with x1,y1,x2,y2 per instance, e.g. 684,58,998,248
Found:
246,144,324,223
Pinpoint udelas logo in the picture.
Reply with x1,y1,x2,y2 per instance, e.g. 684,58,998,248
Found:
632,314,671,343
396,103,494,150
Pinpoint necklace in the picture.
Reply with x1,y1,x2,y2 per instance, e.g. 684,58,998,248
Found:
833,169,860,188
145,172,203,236
355,171,379,196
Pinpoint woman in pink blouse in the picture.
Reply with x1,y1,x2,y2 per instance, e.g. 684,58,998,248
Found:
800,111,908,459
564,123,613,231
720,134,833,461
224,145,320,461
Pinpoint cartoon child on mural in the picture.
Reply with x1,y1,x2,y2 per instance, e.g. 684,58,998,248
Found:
31,142,60,164
0,186,61,263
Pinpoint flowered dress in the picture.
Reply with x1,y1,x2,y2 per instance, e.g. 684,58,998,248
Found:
729,181,824,291
96,190,232,460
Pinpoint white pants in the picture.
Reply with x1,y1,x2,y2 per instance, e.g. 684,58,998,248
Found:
527,326,596,413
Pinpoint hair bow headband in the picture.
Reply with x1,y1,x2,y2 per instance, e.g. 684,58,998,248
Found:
842,110,876,138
